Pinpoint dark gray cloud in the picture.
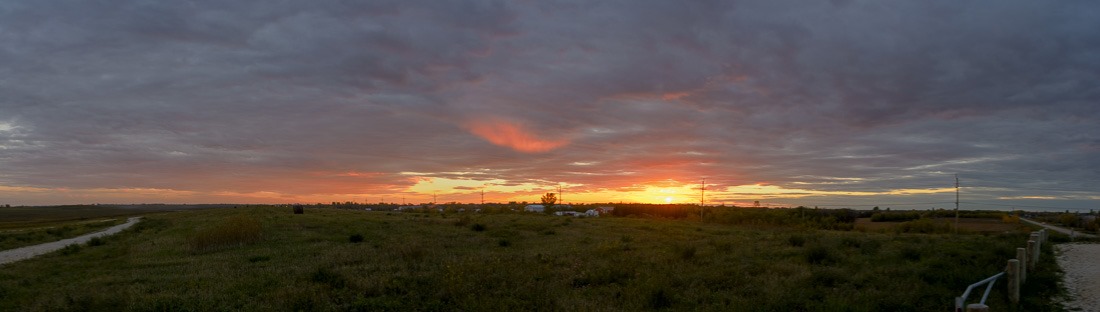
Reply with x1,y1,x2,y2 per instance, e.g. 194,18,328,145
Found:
1,0,1098,209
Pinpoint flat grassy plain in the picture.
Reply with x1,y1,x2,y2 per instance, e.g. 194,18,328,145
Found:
0,206,1062,311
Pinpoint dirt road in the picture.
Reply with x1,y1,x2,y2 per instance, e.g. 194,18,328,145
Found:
0,217,142,266
1019,217,1097,239
1057,243,1100,312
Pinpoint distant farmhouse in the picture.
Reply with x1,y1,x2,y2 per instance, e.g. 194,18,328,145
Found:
524,204,545,212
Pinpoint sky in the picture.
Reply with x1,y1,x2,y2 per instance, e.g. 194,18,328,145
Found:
1,1,1098,210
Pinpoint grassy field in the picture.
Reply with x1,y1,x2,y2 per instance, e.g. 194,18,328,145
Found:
854,217,1029,234
0,218,123,250
0,205,231,230
0,206,1063,311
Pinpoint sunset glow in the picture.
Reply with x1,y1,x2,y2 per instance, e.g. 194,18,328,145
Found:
0,1,1097,211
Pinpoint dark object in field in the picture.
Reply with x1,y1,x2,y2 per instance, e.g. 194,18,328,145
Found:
293,205,304,214
349,234,364,243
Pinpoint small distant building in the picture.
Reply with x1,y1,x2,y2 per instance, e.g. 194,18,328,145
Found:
396,205,422,211
554,211,579,216
585,209,600,217
524,205,545,212
596,206,615,215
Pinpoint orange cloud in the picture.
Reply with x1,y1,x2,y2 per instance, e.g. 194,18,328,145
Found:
465,118,568,153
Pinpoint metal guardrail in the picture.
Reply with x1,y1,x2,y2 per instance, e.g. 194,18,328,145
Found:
955,271,1005,312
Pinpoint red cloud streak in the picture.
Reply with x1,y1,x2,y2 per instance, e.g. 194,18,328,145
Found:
465,118,568,153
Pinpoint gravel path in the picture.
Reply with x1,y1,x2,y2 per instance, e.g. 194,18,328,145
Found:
0,217,142,266
1058,243,1100,312
1020,218,1097,239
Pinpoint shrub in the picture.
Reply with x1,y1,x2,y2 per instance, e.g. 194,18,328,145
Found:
677,245,697,260
805,245,836,265
470,223,486,232
453,216,471,227
899,246,922,262
293,205,304,214
310,267,347,289
189,215,263,253
87,236,105,247
788,235,806,247
349,234,364,243
60,243,82,255
497,239,511,247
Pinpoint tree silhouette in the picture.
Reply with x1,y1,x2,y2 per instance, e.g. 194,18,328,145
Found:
540,192,557,207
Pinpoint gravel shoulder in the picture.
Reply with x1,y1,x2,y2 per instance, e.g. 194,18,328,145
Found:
1057,243,1100,312
0,217,142,266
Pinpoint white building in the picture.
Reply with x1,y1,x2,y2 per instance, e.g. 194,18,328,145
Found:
524,204,545,212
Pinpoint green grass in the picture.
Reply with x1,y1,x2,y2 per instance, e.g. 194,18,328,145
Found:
0,207,1063,311
0,219,123,250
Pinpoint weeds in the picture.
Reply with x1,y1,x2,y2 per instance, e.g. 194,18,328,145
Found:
189,215,262,253
86,236,105,247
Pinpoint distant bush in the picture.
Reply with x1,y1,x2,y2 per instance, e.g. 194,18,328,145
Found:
896,218,951,234
293,205,304,214
870,212,921,222
349,234,364,243
470,223,486,232
497,239,511,247
189,215,263,253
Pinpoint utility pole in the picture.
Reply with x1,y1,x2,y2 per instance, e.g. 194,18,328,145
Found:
558,184,563,205
481,189,485,205
433,192,437,204
701,178,706,206
700,178,706,219
955,174,960,234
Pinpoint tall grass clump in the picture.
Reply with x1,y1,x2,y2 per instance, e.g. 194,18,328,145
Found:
189,215,262,253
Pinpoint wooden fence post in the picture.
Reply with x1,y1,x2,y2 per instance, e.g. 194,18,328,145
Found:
1007,259,1020,304
1026,240,1037,270
1031,232,1041,258
1016,247,1027,283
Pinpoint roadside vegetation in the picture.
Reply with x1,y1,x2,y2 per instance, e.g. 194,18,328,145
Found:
0,219,123,250
0,206,1062,311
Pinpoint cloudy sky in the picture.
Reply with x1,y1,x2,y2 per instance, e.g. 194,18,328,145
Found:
1,0,1098,210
